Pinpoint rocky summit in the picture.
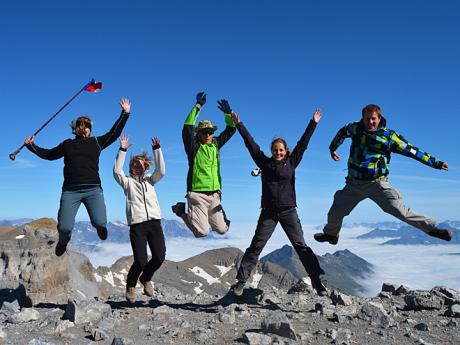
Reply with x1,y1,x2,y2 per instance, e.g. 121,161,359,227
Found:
0,220,459,344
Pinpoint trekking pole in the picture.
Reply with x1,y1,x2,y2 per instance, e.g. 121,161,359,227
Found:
9,79,102,160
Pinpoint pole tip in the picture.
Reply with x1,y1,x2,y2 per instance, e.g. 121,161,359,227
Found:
9,153,16,161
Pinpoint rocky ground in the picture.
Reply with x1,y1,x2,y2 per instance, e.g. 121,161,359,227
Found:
1,282,459,345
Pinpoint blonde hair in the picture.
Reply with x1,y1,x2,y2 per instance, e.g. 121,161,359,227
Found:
129,151,153,176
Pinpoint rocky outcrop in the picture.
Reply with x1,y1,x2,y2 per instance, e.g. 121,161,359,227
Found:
0,282,458,344
0,219,103,306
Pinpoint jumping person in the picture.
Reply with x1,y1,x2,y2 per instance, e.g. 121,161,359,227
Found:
229,109,327,296
24,98,131,256
314,104,451,245
171,92,236,237
113,134,166,303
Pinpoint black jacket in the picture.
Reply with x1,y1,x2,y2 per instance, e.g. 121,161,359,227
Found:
236,120,317,209
27,111,130,188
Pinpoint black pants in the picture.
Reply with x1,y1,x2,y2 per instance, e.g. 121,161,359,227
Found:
126,219,166,288
236,207,324,282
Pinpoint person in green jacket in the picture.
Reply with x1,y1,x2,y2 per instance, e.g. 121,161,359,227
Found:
172,92,236,237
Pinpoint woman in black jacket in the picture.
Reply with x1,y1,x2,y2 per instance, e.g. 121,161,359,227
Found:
24,99,131,257
229,109,327,296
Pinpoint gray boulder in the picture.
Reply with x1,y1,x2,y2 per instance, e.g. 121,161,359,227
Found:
381,283,398,294
445,304,460,318
331,290,353,306
404,291,444,311
243,332,272,345
65,298,111,324
261,310,297,340
7,308,40,324
357,302,395,328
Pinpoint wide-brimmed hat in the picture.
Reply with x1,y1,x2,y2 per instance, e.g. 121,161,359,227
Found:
196,120,218,132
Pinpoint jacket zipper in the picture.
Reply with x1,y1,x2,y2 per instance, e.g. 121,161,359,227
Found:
140,181,149,219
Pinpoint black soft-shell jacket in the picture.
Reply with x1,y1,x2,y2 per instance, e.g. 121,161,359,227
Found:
236,120,317,209
27,111,130,188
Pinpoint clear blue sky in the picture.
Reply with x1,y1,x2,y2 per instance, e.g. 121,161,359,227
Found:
1,0,459,224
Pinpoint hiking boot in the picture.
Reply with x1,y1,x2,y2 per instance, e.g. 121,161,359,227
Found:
55,242,68,257
428,228,452,242
126,287,136,303
314,232,338,245
171,202,186,217
96,226,108,241
142,280,155,297
230,280,246,297
310,276,328,296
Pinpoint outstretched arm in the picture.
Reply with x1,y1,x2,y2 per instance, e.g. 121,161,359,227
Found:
182,92,206,156
215,99,236,148
231,112,267,167
290,109,322,167
113,134,130,188
147,137,165,184
390,131,447,170
329,122,355,161
24,135,64,160
97,98,131,149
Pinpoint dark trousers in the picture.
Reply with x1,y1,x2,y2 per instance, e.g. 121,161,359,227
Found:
126,219,166,288
236,207,324,282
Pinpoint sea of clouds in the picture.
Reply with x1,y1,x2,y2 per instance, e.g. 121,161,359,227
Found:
80,222,460,297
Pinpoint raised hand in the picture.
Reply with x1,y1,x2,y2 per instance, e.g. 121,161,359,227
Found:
230,112,241,124
441,162,449,171
119,134,132,150
217,99,232,114
120,98,131,113
331,151,340,161
312,109,322,123
24,136,35,145
196,92,207,106
151,137,161,149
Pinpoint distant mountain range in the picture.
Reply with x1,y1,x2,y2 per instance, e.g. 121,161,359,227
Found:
1,218,375,296
356,221,460,245
261,245,374,296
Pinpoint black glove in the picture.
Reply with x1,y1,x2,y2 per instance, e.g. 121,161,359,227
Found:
217,99,232,114
196,92,207,106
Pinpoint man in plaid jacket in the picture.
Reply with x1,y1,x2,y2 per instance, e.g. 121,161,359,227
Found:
314,104,451,245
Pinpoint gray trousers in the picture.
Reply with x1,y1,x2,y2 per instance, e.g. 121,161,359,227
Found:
186,191,230,237
323,177,438,237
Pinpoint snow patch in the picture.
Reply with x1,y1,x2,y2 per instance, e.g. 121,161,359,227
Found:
189,266,220,285
214,264,233,277
103,272,115,286
194,282,203,294
15,235,25,240
248,272,263,288
93,273,102,283
113,272,126,284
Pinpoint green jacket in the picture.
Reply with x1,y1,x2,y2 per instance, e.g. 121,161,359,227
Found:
182,106,236,191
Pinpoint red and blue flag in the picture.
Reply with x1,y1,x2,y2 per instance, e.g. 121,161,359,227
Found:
83,78,103,92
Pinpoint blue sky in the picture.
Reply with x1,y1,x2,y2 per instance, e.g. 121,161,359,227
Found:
1,0,459,225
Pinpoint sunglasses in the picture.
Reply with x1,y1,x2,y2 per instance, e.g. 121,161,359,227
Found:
200,130,214,136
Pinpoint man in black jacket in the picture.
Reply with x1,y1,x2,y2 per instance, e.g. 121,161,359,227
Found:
24,98,131,256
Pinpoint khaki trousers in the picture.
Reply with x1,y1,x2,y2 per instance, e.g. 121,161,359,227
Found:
186,191,230,237
323,177,438,237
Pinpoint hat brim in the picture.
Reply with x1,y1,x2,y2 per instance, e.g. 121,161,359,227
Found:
196,126,218,133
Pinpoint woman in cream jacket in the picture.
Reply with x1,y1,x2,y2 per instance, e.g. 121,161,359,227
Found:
113,134,165,303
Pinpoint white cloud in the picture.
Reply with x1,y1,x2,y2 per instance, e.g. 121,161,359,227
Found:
79,222,460,297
